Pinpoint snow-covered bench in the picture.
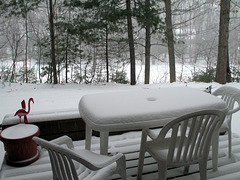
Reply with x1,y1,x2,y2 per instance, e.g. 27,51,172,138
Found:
1,110,84,140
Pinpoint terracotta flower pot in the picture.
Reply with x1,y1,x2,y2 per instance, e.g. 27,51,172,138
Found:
0,124,40,167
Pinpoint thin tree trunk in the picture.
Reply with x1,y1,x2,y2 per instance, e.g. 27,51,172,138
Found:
38,45,42,83
126,0,136,85
49,0,57,84
25,14,28,83
65,32,69,83
215,0,230,84
10,35,17,83
164,0,176,83
11,50,17,83
65,9,71,83
91,43,96,83
9,34,23,82
79,42,83,83
144,0,151,84
105,25,109,82
144,27,151,84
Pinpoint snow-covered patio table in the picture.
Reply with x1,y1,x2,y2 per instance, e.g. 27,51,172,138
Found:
79,86,228,170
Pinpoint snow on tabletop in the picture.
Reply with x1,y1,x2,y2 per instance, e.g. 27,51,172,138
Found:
0,124,39,139
79,87,228,130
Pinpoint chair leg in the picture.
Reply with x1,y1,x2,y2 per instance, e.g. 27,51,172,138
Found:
212,130,219,171
199,161,207,180
228,129,232,158
116,155,127,180
158,161,167,180
137,131,148,180
184,165,190,174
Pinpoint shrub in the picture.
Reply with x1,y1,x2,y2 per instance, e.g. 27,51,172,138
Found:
192,67,215,83
111,71,129,84
231,66,240,82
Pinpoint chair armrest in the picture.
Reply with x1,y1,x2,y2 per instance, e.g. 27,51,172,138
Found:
228,106,240,115
50,135,74,149
144,127,166,141
145,128,162,140
73,149,125,170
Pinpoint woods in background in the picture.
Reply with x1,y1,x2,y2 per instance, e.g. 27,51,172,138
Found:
0,0,239,85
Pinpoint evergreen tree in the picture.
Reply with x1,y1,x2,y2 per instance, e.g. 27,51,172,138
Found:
134,0,164,84
64,0,128,83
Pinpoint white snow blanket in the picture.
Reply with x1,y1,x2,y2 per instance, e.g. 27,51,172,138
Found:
79,87,228,131
2,109,80,126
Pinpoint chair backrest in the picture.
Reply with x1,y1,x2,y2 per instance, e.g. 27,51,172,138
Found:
33,137,84,180
212,86,240,115
33,137,108,180
155,110,225,165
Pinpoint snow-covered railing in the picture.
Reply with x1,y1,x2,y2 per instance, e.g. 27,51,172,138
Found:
1,110,83,141
2,109,80,126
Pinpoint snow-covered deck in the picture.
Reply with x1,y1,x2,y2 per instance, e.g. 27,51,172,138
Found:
1,130,240,180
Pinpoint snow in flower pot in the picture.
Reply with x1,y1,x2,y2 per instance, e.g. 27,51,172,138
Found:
0,98,40,167
0,124,40,166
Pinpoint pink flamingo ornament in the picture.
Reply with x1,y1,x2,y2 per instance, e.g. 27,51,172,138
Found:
15,98,34,124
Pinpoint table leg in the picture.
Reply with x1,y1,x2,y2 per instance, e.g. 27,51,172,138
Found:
85,125,92,151
137,129,147,180
100,131,109,155
212,129,219,171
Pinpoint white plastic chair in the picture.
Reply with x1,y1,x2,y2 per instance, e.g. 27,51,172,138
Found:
212,85,240,158
137,110,225,180
33,135,126,180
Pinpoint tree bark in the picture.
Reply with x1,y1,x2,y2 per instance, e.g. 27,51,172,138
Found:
38,45,42,83
226,47,231,82
49,0,57,84
215,0,230,84
65,9,71,84
105,25,109,83
65,32,69,83
126,0,136,85
144,0,151,84
10,38,19,83
164,0,176,83
24,14,28,83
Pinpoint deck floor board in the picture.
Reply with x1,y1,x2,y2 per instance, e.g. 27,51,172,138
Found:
1,130,240,179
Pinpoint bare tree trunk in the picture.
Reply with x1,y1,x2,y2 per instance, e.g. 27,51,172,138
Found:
91,43,96,83
65,32,69,83
144,0,151,84
10,42,18,83
126,0,136,85
65,10,71,83
164,0,176,83
226,47,231,82
105,25,109,82
38,45,42,83
79,40,83,83
24,14,28,83
49,0,58,84
29,18,43,83
215,0,230,84
8,30,24,83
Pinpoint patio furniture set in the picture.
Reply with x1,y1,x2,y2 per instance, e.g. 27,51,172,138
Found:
1,85,240,180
